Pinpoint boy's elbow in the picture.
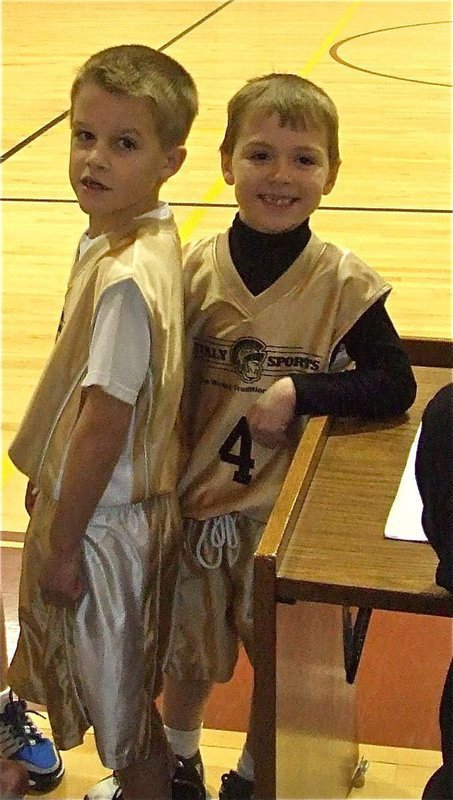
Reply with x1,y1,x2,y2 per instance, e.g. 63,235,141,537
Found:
393,368,417,415
82,386,134,438
371,367,417,419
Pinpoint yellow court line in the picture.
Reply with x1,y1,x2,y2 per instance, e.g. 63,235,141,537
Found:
178,0,362,242
300,0,363,76
2,453,15,486
178,175,226,242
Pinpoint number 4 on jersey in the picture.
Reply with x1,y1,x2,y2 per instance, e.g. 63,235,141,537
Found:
219,416,255,485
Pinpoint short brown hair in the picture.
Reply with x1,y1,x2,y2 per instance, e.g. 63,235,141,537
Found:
70,44,198,148
220,73,339,163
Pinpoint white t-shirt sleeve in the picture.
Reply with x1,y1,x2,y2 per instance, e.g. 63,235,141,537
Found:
81,279,151,405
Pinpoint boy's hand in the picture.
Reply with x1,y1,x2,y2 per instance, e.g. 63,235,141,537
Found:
246,377,296,449
0,757,29,798
39,547,85,607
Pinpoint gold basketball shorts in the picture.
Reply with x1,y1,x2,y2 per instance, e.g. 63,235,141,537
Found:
164,513,264,684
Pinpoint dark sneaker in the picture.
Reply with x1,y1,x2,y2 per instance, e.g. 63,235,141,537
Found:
219,770,254,800
85,760,205,800
173,750,206,800
0,691,64,793
84,775,123,800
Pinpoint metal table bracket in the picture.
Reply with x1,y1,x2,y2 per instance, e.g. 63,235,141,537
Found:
343,606,372,684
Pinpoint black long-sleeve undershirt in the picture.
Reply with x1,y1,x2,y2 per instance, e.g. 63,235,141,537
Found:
228,214,417,419
291,301,416,417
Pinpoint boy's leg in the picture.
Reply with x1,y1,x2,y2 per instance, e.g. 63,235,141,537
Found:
163,674,211,731
163,516,244,795
117,741,173,800
163,516,241,743
84,496,185,799
118,762,170,800
162,674,212,796
164,515,263,799
216,517,264,800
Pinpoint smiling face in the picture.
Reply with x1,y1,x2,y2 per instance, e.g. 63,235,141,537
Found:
69,82,185,237
221,111,340,234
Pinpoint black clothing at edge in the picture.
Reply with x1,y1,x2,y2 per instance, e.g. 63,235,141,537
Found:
229,214,416,418
415,384,453,593
415,383,453,800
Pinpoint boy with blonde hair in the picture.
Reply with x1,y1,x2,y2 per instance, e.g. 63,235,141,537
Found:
8,44,198,800
160,73,416,799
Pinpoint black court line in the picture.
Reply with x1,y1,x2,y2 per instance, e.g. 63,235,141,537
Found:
158,0,234,50
0,111,69,164
1,197,451,214
0,0,235,165
330,20,452,87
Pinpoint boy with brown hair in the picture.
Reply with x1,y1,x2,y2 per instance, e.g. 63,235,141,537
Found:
7,44,198,800
160,73,416,800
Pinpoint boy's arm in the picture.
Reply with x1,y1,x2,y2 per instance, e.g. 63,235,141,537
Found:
40,279,151,606
246,378,296,449
247,300,416,448
40,387,133,605
290,300,416,417
0,758,29,798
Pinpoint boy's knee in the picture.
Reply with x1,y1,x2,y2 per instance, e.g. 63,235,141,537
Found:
164,674,213,704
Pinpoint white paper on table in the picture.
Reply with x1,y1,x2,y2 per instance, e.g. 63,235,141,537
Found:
384,424,428,543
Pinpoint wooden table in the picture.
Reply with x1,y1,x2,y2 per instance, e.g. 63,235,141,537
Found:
254,366,453,799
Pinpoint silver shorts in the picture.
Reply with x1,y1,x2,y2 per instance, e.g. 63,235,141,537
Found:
9,491,180,770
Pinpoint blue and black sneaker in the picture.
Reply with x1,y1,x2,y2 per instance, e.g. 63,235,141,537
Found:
0,690,64,793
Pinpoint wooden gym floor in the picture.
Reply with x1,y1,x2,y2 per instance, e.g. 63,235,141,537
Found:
1,1,451,796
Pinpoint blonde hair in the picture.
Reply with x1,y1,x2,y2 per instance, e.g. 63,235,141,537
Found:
220,73,339,163
70,44,198,148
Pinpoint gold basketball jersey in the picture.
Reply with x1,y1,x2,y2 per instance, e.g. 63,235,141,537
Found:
10,215,184,499
180,230,390,522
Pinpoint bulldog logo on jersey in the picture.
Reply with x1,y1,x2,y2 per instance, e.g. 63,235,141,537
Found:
230,338,267,383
